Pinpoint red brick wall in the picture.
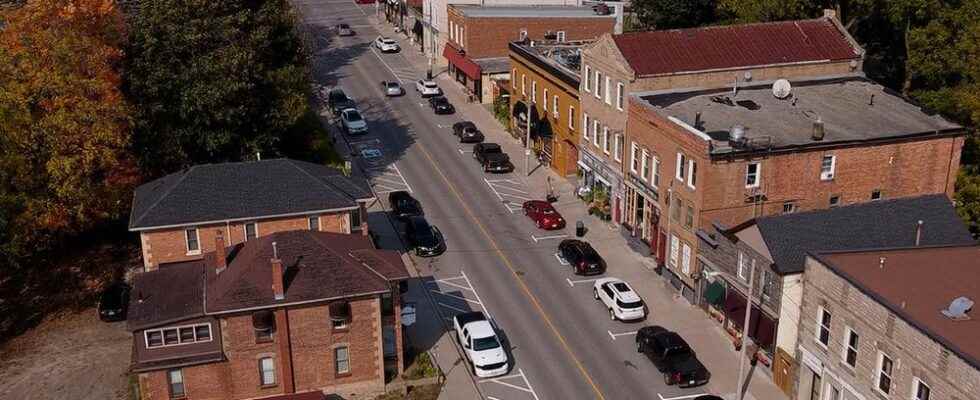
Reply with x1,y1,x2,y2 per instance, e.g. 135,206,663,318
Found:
138,211,353,270
448,7,615,59
137,296,386,400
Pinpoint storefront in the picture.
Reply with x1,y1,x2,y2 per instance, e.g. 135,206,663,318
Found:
623,173,662,259
577,151,620,221
443,44,482,97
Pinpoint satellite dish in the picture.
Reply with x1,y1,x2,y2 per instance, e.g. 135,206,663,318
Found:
772,79,792,99
942,296,974,320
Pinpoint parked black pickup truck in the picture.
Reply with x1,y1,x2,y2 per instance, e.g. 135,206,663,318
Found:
327,88,356,115
636,326,710,388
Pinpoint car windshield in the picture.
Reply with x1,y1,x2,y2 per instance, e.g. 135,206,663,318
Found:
617,299,644,309
473,336,501,351
383,39,396,44
464,127,478,134
613,282,631,292
339,24,349,29
344,110,362,121
386,82,399,88
362,149,382,158
424,82,437,88
540,206,556,214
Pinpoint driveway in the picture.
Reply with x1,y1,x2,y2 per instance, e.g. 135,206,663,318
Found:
0,309,132,400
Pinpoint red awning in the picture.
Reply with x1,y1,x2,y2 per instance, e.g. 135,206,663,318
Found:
723,288,777,351
443,44,482,81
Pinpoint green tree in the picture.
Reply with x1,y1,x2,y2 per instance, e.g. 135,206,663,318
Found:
716,0,817,22
630,0,718,30
126,0,311,176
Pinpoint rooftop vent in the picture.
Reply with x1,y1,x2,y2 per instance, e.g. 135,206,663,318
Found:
593,4,611,15
812,118,825,141
736,100,761,110
772,79,792,99
710,95,735,106
941,296,974,320
730,124,746,144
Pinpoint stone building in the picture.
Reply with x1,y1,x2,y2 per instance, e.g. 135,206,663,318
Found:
797,245,980,400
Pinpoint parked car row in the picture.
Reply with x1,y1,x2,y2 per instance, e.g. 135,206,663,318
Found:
388,191,445,257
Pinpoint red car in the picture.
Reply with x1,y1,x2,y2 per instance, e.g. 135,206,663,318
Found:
522,200,566,230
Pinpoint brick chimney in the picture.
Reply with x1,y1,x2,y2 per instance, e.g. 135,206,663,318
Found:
271,242,285,300
215,230,227,274
823,8,837,20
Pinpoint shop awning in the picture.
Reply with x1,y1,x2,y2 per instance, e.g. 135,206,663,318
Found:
443,44,482,80
704,281,726,305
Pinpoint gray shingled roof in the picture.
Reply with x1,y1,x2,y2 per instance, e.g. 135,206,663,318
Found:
127,260,206,330
746,194,975,275
129,159,373,230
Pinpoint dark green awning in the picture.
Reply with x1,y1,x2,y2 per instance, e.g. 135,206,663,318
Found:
704,281,726,305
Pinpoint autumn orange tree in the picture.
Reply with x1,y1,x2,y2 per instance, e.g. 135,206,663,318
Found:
0,0,137,337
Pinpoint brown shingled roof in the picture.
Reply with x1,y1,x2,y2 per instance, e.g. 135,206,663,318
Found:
814,245,980,370
612,17,861,77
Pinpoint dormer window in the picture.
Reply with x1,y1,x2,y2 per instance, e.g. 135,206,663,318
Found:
252,311,275,343
330,302,351,331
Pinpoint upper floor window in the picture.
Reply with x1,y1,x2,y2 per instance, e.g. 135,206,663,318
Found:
568,106,575,130
783,202,797,214
820,155,836,180
552,95,559,118
521,75,527,96
687,159,697,190
145,323,212,349
640,150,650,180
616,82,625,110
583,113,590,140
531,81,537,103
842,327,859,368
829,194,842,208
913,378,931,400
630,143,639,173
335,346,351,374
244,222,257,241
745,162,760,188
684,203,694,230
168,369,185,399
876,351,894,395
556,31,566,42
604,76,612,105
761,269,773,301
592,120,600,147
602,127,610,154
519,29,527,41
185,228,200,254
737,251,749,281
511,68,517,88
350,209,362,231
816,306,832,348
584,65,591,92
543,89,549,111
594,71,602,99
309,215,320,231
259,357,276,386
614,134,623,162
675,153,686,182
652,156,661,188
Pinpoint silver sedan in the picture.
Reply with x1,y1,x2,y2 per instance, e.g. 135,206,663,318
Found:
381,81,404,97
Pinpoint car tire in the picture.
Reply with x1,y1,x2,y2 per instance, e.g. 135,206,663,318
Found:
637,342,644,353
609,308,617,321
663,372,673,385
536,220,543,229
593,289,599,300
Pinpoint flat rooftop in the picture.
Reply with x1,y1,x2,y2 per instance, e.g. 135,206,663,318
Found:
814,245,980,370
636,76,961,154
453,5,614,19
510,41,590,84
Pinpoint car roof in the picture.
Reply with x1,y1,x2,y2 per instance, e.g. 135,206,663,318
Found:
526,200,550,207
456,121,476,128
479,143,500,150
389,190,412,200
466,320,495,338
408,216,430,228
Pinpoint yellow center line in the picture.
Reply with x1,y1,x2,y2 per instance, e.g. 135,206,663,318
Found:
414,141,607,400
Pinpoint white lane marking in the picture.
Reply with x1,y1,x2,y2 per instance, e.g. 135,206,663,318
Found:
430,290,482,305
478,369,540,399
531,233,567,243
460,270,492,321
367,46,404,84
487,397,501,400
437,302,469,313
566,277,599,287
607,330,638,341
429,279,473,293
484,178,514,214
554,252,569,265
389,163,413,193
458,147,473,154
491,185,530,195
657,394,710,400
520,369,541,400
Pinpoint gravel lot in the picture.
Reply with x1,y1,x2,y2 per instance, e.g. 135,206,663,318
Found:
0,308,132,400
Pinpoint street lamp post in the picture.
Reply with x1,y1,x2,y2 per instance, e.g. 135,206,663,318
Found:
525,101,534,176
736,263,757,400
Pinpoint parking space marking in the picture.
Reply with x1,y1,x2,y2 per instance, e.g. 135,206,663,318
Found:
531,233,567,243
566,277,599,287
607,330,638,341
657,394,710,400
366,163,413,194
437,302,469,314
458,147,473,154
554,252,569,265
430,290,483,305
478,369,540,399
484,178,532,213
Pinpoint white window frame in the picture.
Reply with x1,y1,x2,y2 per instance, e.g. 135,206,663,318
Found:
512,68,517,88
675,153,685,182
592,120,600,147
308,215,320,231
552,95,559,118
168,369,185,398
568,105,575,129
842,326,859,369
669,235,679,267
630,143,639,173
185,228,200,255
521,74,526,96
616,82,625,110
681,243,691,275
259,357,276,386
875,351,894,396
604,76,612,105
349,208,362,231
145,323,213,349
737,251,748,281
335,345,351,374
602,126,610,154
746,162,760,188
584,65,591,92
821,155,836,180
687,159,697,190
556,30,566,42
652,156,660,188
614,134,623,162
594,71,602,99
912,377,930,400
531,81,537,104
816,306,832,348
543,89,549,111
244,222,258,241
640,150,650,180
583,113,590,139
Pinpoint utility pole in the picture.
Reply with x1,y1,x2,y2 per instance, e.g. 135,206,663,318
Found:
426,0,434,79
736,262,757,400
525,102,533,176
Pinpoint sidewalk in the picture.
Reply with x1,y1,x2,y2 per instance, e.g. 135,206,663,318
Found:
367,11,788,400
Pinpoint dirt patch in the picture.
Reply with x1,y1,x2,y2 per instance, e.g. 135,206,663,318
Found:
373,384,441,400
0,309,132,400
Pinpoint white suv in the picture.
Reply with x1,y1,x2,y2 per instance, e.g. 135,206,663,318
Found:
415,79,442,97
374,36,400,53
594,278,646,321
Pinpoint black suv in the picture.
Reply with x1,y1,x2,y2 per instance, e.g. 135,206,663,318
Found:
327,88,356,115
428,95,455,114
405,216,446,257
388,191,423,220
98,282,130,322
557,239,606,275
636,326,710,388
452,121,484,143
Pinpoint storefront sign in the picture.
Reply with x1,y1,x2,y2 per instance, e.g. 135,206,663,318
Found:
627,173,659,202
580,150,621,190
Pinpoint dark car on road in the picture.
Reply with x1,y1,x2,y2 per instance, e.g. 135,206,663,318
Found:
452,121,484,143
473,143,503,164
336,23,354,36
522,200,566,230
388,191,423,220
473,143,513,173
327,88,356,115
428,95,455,114
557,239,605,275
405,216,446,257
98,282,130,322
636,326,711,388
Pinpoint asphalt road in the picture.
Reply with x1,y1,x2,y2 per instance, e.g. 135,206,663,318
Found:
291,1,712,399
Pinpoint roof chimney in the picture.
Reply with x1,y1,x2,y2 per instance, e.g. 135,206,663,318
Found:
914,220,923,246
215,230,227,274
271,242,285,300
812,118,825,141
823,9,837,20
694,112,702,130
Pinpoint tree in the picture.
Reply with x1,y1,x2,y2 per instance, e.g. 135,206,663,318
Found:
716,0,817,22
630,0,718,30
126,0,311,176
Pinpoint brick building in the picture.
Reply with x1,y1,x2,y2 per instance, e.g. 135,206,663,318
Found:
129,159,374,270
579,11,863,254
797,245,980,400
508,40,588,176
444,4,614,102
695,195,974,396
625,74,963,304
128,230,409,400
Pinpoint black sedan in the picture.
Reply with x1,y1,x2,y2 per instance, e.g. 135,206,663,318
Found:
558,239,606,275
98,282,130,322
452,121,484,143
405,216,446,257
428,95,455,114
388,191,423,220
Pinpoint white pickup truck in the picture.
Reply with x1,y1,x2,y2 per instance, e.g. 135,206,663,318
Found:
453,311,509,378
